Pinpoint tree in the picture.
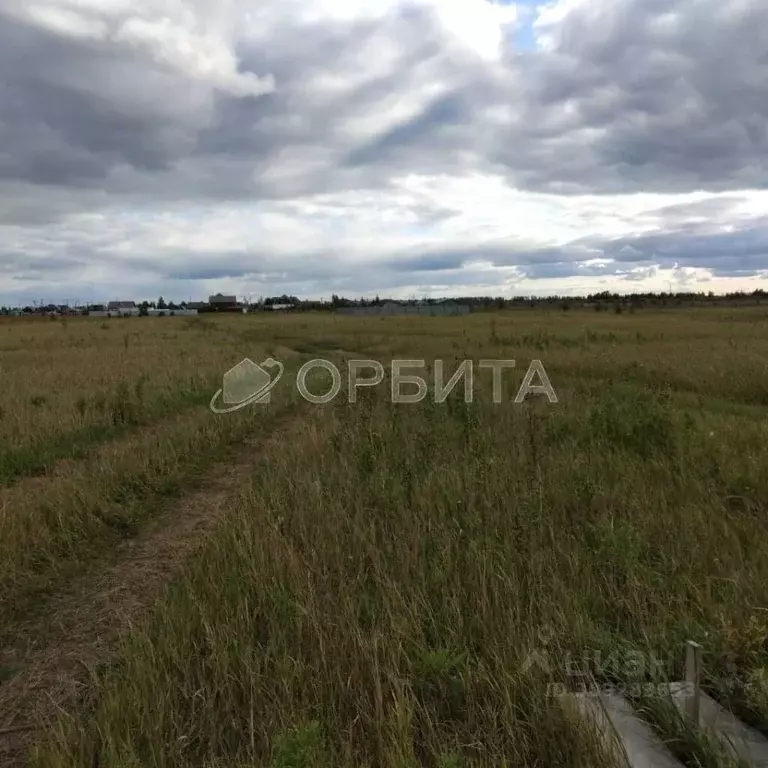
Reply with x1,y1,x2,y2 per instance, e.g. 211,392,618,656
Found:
157,296,167,309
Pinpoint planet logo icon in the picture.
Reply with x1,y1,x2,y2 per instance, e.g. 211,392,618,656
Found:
209,357,284,413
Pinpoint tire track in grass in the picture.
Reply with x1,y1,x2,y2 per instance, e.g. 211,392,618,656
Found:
0,352,336,622
0,382,214,488
0,408,311,767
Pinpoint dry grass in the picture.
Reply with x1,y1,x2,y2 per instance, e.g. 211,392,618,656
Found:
1,309,767,766
0,315,357,621
0,410,313,766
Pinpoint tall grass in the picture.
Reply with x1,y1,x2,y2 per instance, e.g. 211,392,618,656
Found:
2,308,767,766
33,325,768,765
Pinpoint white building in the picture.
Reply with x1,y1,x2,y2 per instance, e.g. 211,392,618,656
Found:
107,301,140,317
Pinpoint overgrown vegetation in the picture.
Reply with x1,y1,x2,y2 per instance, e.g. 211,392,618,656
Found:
1,309,767,766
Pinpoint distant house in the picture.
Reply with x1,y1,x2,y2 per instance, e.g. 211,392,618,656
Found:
208,293,240,312
107,301,140,317
186,301,209,311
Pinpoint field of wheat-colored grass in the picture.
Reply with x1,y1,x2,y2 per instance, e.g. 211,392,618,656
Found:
2,308,768,767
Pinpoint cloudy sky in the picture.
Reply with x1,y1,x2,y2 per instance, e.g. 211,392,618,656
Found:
1,0,767,305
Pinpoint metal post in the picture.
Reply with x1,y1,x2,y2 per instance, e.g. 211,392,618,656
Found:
685,640,702,726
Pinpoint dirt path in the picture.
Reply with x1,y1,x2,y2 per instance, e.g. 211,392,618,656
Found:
0,410,308,766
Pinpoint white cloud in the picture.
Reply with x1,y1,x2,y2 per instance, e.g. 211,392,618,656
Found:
8,0,275,97
2,0,768,303
4,173,768,302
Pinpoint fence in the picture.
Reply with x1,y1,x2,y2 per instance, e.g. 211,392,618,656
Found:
337,303,470,317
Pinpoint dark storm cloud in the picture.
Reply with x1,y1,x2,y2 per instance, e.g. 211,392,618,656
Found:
3,0,768,203
343,91,469,167
166,267,254,281
595,225,768,276
382,252,469,272
495,0,768,193
375,241,605,272
0,2,460,204
156,249,355,284
519,262,611,280
370,216,768,279
0,251,87,274
0,13,202,188
341,1,768,195
642,196,747,223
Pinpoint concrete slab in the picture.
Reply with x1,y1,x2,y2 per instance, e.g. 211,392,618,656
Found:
669,683,768,767
562,691,684,768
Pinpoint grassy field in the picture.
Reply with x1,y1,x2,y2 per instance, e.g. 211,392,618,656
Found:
1,308,768,767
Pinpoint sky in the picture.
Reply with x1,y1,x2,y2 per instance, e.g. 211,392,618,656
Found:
1,0,767,305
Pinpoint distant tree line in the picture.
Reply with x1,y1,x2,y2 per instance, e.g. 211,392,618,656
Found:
2,288,767,315
254,289,768,312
